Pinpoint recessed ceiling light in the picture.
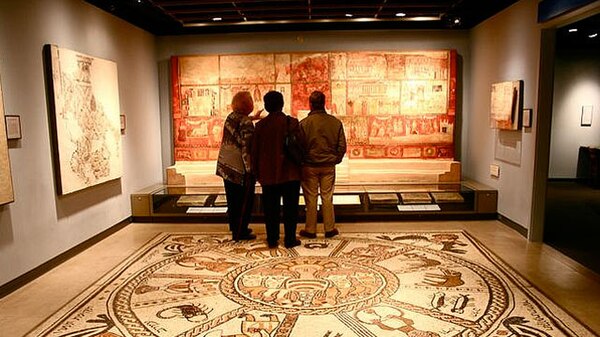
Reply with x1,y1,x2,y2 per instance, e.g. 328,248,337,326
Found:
345,13,353,18
405,16,440,22
395,12,406,17
454,18,461,24
568,28,578,33
589,33,598,38
212,17,222,21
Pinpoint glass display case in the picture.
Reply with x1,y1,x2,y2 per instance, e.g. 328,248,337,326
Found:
131,181,496,222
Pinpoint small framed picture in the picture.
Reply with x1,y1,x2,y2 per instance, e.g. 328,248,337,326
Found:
522,108,532,128
581,105,593,127
120,114,126,132
5,115,22,140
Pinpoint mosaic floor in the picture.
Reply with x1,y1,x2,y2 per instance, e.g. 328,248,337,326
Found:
26,231,597,337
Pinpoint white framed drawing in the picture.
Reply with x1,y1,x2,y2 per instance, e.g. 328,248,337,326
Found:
581,105,593,127
45,44,122,195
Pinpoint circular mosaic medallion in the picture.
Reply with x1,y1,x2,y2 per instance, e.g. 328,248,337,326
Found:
221,256,399,314
107,234,512,337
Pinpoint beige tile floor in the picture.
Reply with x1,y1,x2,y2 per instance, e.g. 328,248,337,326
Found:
1,220,600,336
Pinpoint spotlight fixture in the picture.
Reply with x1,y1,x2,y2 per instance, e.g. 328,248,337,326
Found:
395,12,406,17
568,28,578,32
407,16,441,22
212,17,222,21
345,13,353,18
441,13,461,27
589,33,598,38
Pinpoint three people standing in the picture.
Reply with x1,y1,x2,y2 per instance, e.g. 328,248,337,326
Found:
217,89,346,247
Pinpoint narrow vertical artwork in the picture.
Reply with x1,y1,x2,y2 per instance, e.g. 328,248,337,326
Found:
0,75,15,205
490,80,523,130
45,45,122,195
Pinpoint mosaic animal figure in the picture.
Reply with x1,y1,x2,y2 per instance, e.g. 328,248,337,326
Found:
355,306,441,336
422,268,464,287
404,252,442,269
177,256,237,272
430,234,468,254
57,314,114,337
203,314,279,337
502,316,552,337
156,303,213,323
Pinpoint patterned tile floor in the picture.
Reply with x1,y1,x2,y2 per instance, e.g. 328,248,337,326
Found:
1,220,599,336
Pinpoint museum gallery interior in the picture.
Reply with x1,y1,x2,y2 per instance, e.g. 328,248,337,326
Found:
1,0,600,336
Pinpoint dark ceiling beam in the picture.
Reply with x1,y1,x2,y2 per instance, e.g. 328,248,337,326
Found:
167,5,304,14
175,13,443,22
153,0,303,5
84,0,521,35
164,4,449,15
154,0,452,9
177,12,444,23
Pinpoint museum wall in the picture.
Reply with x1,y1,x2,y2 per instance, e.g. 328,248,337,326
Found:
467,0,540,229
156,30,471,176
549,47,600,178
0,0,163,287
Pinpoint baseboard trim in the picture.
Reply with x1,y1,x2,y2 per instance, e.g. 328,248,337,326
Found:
498,214,528,238
0,217,132,299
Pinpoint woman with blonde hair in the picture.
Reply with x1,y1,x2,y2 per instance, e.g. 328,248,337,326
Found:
216,91,256,241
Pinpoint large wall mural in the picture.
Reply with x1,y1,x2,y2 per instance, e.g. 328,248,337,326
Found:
171,50,456,162
46,45,123,195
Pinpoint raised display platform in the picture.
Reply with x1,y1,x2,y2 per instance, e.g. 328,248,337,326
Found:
131,180,497,223
166,159,461,186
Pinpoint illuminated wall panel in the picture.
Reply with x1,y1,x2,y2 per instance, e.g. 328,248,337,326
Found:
171,50,457,162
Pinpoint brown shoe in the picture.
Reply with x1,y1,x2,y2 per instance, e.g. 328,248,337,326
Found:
299,230,317,239
325,228,339,238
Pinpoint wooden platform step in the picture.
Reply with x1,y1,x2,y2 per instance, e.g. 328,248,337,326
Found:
166,159,461,186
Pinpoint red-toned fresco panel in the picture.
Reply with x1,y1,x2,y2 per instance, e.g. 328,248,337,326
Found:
171,50,456,161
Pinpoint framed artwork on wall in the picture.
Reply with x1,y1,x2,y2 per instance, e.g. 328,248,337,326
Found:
44,44,123,195
5,115,22,140
522,108,532,128
581,105,593,127
0,76,15,205
120,114,126,132
490,80,523,130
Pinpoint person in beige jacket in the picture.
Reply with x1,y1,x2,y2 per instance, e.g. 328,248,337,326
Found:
298,91,347,239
